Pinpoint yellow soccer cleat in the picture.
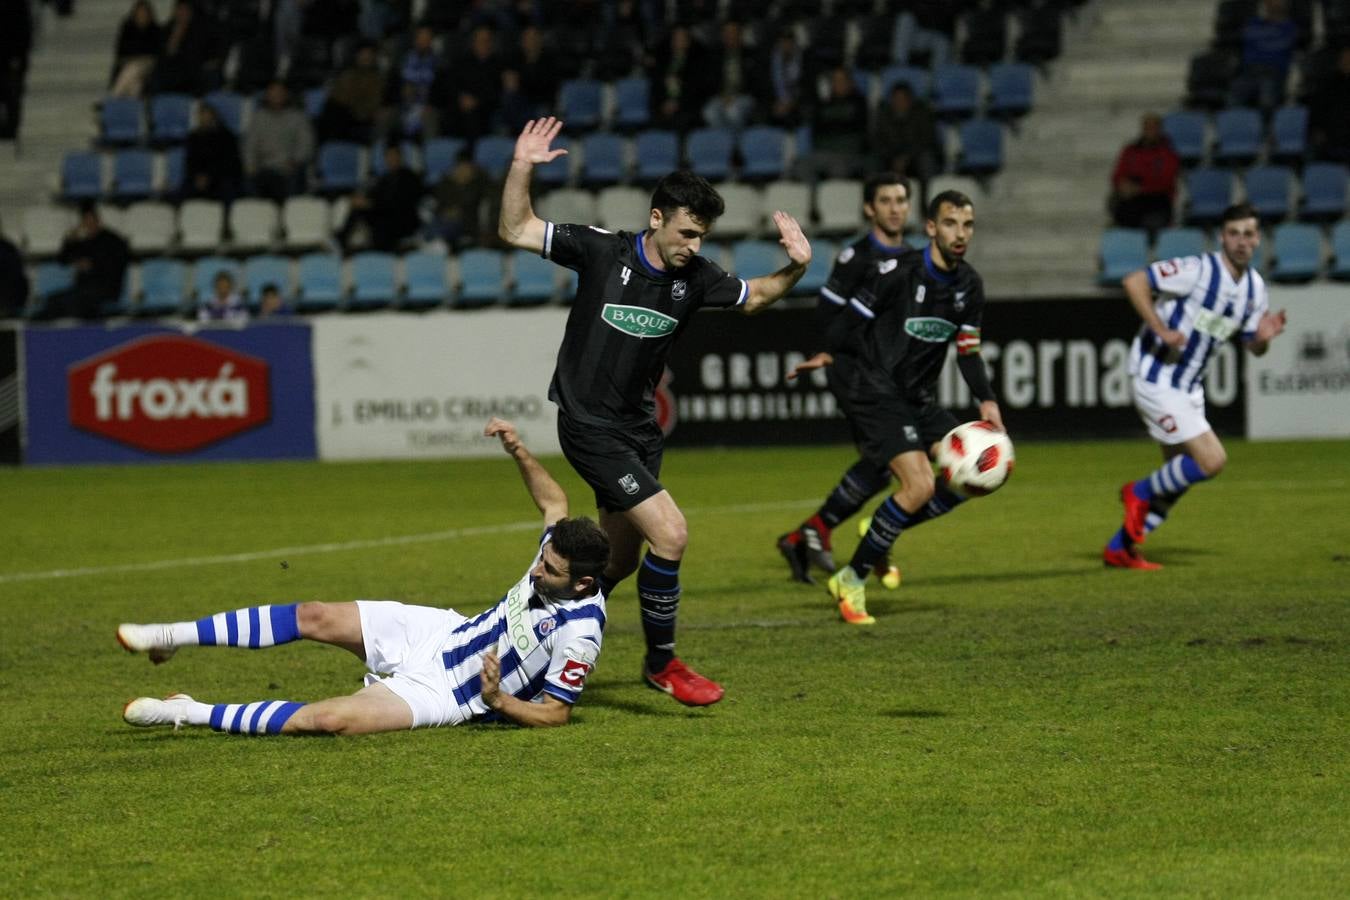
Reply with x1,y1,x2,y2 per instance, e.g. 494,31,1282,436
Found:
827,568,875,626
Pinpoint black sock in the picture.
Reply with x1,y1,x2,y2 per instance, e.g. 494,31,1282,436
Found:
817,460,891,529
902,484,966,529
849,496,914,578
637,551,680,671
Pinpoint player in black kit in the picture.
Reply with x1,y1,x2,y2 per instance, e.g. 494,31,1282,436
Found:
789,190,1005,625
776,173,913,586
498,117,812,705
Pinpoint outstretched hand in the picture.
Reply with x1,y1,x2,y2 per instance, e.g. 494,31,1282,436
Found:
484,417,523,457
771,210,811,267
786,351,833,381
513,117,568,165
1256,308,1287,343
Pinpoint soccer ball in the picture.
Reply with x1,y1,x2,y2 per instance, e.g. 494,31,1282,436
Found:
935,421,1014,497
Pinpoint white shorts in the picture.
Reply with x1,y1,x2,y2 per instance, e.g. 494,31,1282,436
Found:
356,600,468,729
1132,377,1211,445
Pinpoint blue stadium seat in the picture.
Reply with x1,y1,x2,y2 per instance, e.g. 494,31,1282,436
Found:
32,262,74,299
161,146,184,197
204,90,246,135
303,86,327,120
987,63,1034,119
1213,107,1262,166
104,269,135,317
1162,110,1207,167
296,253,343,312
1098,228,1149,284
580,132,627,186
1154,226,1206,260
739,126,788,182
137,258,188,316
1300,163,1347,221
1267,222,1323,283
1183,169,1234,226
402,251,449,308
99,96,144,145
61,152,104,201
613,76,650,131
508,249,557,306
111,149,155,201
243,254,292,309
931,64,981,119
1270,104,1308,164
634,130,679,183
1330,220,1350,280
472,135,516,180
685,127,734,181
315,141,364,194
795,239,836,295
193,256,242,300
149,93,194,144
1243,166,1294,222
877,64,931,100
421,136,466,185
350,251,398,310
730,240,786,279
534,136,573,188
455,248,505,308
557,79,603,131
956,119,1004,175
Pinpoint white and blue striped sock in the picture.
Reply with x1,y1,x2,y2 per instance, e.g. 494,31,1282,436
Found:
1135,455,1209,501
208,700,305,735
169,603,302,649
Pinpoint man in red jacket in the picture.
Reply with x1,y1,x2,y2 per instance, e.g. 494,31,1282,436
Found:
1109,114,1179,235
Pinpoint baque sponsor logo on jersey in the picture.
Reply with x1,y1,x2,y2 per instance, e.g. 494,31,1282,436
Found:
68,334,270,453
905,317,958,343
601,303,678,339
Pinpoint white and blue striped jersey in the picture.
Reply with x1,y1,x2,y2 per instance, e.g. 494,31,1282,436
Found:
1130,253,1268,392
441,526,606,722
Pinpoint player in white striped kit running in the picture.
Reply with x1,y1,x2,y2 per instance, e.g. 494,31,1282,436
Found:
1104,202,1286,569
119,418,610,733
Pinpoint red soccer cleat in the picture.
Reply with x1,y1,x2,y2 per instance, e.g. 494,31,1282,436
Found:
644,658,724,707
1119,482,1151,544
1103,545,1162,570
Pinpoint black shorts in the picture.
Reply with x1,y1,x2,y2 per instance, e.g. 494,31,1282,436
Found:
849,392,957,468
557,412,665,512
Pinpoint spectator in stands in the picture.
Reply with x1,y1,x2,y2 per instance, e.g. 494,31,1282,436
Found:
185,103,242,203
701,20,756,131
47,204,130,320
595,0,651,79
440,24,504,140
1229,0,1300,110
649,25,712,132
430,150,492,249
760,28,807,128
319,40,386,144
507,25,559,117
245,80,315,202
0,217,28,317
336,143,423,251
496,68,535,135
197,269,247,322
389,24,441,140
110,0,161,98
152,0,219,96
1108,113,1180,235
257,282,291,317
871,83,941,183
1308,45,1350,164
808,66,870,179
0,0,33,141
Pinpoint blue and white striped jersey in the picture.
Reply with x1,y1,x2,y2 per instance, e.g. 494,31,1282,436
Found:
441,526,607,722
1130,253,1268,392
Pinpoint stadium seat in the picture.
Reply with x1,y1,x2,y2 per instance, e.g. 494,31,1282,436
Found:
61,152,105,202
816,178,864,235
795,238,836,295
926,174,986,210
32,262,74,304
987,63,1034,119
421,136,467,185
534,136,573,188
1213,107,1262,166
242,254,293,308
557,78,603,131
730,240,786,279
1154,226,1206,261
709,183,761,238
105,266,136,317
762,180,812,224
204,90,246,135
612,76,650,131
1183,169,1234,227
137,258,188,316
596,185,647,231
877,64,931,100
314,141,364,194
296,253,343,312
454,248,505,308
1270,104,1308,164
193,255,242,300
685,128,735,181
634,130,679,183
110,149,156,201
349,251,398,310
1300,163,1348,221
931,65,981,120
178,199,225,254
124,201,177,255
508,249,558,306
1330,220,1350,280
402,251,449,309
472,135,516,180
228,198,280,252
1243,166,1294,223
1162,111,1208,167
536,188,597,225
956,119,1004,175
160,146,184,198
282,196,332,249
579,132,627,187
97,204,127,235
739,126,788,182
303,86,327,120
20,205,73,257
149,93,194,145
1267,222,1323,283
1098,228,1149,285
99,96,144,145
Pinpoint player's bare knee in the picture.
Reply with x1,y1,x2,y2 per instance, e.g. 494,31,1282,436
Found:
1200,450,1227,477
307,707,355,735
295,601,331,637
899,471,937,507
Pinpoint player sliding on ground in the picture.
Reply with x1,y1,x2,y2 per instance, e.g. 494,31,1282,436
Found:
1104,202,1286,569
118,418,610,733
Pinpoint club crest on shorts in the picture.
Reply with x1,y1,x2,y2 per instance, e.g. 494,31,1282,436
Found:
672,280,687,302
619,473,641,495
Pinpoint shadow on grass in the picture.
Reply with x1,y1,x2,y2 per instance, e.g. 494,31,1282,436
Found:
580,684,708,718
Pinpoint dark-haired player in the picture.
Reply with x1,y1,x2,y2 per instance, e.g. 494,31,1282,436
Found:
498,117,811,705
777,172,913,585
119,418,610,732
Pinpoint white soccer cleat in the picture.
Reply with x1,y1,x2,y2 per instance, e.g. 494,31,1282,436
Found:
116,623,178,664
122,693,196,730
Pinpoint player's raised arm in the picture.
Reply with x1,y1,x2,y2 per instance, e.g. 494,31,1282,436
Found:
498,117,569,254
485,417,568,526
742,210,811,314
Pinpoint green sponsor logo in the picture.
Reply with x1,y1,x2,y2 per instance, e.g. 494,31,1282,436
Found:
904,317,958,342
602,304,678,339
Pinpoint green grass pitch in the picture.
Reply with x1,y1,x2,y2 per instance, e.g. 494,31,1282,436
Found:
1,439,1347,897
